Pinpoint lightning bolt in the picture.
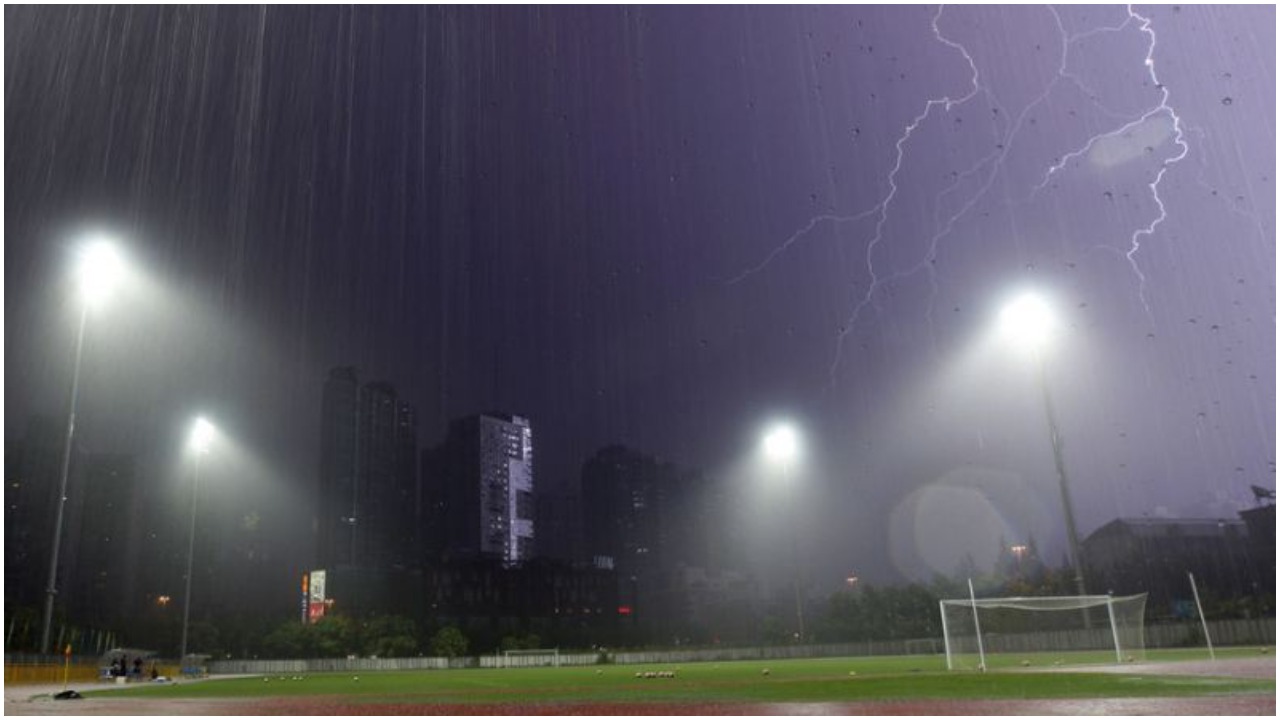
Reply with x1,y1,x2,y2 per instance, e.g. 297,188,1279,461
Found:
1034,6,1189,319
822,5,983,386
728,4,1191,387
1124,7,1189,320
723,211,878,286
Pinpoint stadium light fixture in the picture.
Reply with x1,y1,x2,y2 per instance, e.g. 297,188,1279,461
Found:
996,292,1087,600
181,416,218,662
761,421,804,641
39,236,127,655
999,292,1055,352
763,423,799,464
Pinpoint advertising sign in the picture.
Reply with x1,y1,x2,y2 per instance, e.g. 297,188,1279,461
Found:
307,569,328,623
300,572,309,623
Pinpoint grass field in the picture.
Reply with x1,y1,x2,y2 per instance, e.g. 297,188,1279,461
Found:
88,647,1273,709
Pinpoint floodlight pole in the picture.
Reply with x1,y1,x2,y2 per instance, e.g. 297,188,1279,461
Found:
1035,351,1087,600
179,451,204,663
785,460,805,643
39,303,89,655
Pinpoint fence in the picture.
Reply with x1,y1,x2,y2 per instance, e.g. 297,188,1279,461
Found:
478,653,599,669
200,617,1274,675
613,638,949,665
213,656,457,674
1147,618,1274,648
3,655,182,685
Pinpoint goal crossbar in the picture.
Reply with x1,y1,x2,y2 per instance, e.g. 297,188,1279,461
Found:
940,594,1131,612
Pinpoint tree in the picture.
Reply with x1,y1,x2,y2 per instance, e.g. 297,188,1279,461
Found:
312,615,357,657
187,620,223,657
500,633,543,652
362,615,418,658
430,625,468,658
262,620,311,659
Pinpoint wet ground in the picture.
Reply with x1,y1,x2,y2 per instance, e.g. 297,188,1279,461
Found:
6,657,1273,715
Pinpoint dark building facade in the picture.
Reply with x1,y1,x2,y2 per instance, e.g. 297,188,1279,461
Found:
4,418,66,617
396,403,420,569
1082,517,1263,617
581,446,671,578
356,381,399,568
63,453,143,629
1238,502,1275,597
317,367,359,568
4,420,151,650
422,413,535,566
579,446,748,643
535,490,580,563
317,367,418,572
321,556,619,649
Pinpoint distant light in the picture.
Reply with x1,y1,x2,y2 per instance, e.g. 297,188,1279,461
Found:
76,238,124,307
157,595,171,607
999,292,1054,351
190,417,216,455
763,423,799,463
1011,544,1028,557
845,574,859,588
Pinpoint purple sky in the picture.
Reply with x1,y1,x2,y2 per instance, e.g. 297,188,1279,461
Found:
5,5,1274,593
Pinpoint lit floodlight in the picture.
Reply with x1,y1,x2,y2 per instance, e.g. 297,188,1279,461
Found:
999,292,1054,350
76,239,124,307
763,424,799,463
189,417,216,455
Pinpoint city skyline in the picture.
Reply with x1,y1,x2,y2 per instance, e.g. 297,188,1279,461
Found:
5,4,1274,615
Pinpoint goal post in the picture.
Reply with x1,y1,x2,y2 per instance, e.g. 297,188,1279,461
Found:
938,594,1147,670
498,648,561,668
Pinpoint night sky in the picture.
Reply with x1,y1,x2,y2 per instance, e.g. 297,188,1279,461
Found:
5,5,1275,595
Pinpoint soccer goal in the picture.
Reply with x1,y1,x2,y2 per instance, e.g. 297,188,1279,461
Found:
938,594,1147,670
498,648,561,668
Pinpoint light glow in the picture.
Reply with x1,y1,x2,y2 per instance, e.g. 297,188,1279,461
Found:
999,293,1054,351
190,417,216,455
76,239,124,307
763,423,799,463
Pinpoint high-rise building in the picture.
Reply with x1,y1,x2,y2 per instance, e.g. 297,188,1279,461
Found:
579,446,749,642
580,446,670,578
317,367,359,568
317,368,418,571
395,403,419,569
425,413,535,565
357,382,398,568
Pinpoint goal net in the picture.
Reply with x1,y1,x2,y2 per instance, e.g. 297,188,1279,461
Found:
939,594,1147,670
498,648,561,668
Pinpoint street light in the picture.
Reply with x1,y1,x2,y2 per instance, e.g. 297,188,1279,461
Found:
180,416,216,664
40,239,124,655
1010,544,1029,577
998,292,1087,599
762,422,804,642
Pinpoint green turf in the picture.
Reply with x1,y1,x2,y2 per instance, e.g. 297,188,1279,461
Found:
91,648,1273,707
